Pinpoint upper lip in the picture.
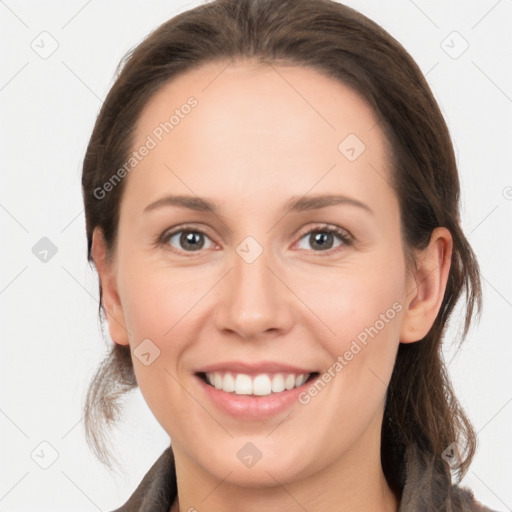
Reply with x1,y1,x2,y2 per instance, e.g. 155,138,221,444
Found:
195,361,317,375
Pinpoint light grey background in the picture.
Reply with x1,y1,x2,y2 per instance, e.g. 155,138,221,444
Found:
1,0,511,510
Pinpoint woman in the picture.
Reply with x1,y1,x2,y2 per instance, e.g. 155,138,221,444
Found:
81,0,497,510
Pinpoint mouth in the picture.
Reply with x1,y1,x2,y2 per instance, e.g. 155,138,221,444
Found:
196,371,320,396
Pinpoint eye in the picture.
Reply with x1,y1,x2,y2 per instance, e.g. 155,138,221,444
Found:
161,227,215,253
159,224,353,255
295,224,353,253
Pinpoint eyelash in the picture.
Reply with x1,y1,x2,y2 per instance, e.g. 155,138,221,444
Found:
158,223,354,256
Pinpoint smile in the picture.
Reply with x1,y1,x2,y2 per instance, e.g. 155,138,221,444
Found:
199,371,318,396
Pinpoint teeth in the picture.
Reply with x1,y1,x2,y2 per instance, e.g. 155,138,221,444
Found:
223,372,235,393
295,374,307,387
284,374,295,390
253,374,272,396
213,373,223,390
234,374,252,395
204,372,310,396
271,373,285,393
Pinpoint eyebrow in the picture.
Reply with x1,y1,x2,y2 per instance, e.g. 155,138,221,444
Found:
143,193,374,216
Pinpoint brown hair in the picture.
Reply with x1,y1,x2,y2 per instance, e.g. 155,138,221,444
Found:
81,0,482,498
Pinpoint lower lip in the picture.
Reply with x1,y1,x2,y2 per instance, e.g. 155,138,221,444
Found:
195,375,315,419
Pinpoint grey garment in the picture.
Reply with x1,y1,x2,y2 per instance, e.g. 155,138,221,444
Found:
111,445,499,512
397,443,499,512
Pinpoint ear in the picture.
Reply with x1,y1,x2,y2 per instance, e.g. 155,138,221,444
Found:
400,227,453,343
91,227,130,346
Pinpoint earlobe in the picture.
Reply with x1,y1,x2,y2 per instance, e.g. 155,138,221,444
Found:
399,227,453,344
91,228,130,346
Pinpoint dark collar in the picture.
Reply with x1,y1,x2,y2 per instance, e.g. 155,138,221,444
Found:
110,445,497,512
110,448,176,512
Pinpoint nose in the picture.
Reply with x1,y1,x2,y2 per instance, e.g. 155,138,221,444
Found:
214,244,294,341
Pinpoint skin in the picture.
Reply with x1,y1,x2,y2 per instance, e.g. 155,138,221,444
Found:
92,60,452,512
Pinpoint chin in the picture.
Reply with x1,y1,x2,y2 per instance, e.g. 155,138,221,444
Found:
196,437,316,488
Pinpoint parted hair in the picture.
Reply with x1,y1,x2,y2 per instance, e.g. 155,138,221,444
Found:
81,0,482,501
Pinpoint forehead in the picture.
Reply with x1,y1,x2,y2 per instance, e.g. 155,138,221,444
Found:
125,60,394,213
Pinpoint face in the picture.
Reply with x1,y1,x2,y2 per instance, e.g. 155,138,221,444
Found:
94,60,441,486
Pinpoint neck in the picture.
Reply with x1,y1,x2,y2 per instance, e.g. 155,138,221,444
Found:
169,417,399,512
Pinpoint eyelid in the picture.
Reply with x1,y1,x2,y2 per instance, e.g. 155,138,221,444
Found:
295,222,352,241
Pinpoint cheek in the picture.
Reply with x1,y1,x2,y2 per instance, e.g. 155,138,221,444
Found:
284,262,405,467
116,264,194,391
325,283,403,357
118,266,202,431
303,257,406,401
119,260,201,345
296,258,405,354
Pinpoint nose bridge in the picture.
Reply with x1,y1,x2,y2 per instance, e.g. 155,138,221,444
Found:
214,238,292,339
